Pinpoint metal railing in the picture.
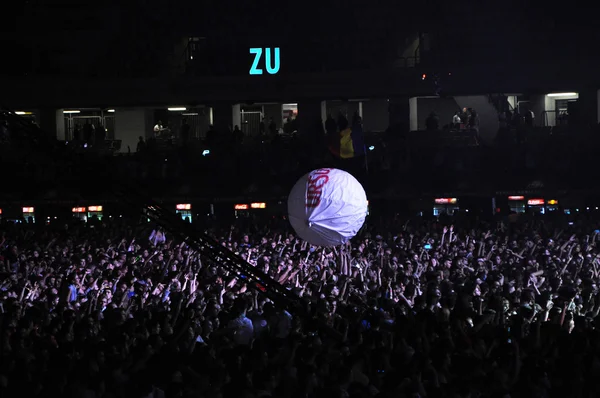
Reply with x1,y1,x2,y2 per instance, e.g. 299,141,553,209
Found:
542,110,570,127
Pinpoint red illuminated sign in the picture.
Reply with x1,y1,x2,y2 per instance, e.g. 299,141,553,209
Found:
306,169,331,208
234,204,249,210
176,204,191,210
434,198,458,204
72,207,86,213
527,199,544,206
508,196,525,201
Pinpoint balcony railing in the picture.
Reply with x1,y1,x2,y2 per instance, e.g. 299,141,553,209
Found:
2,122,600,199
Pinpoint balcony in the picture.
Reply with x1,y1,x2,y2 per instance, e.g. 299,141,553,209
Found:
1,114,600,200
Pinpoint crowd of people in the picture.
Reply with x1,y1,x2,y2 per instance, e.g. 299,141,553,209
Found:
1,210,600,397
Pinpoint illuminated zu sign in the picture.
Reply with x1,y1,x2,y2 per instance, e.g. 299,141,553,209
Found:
249,47,280,75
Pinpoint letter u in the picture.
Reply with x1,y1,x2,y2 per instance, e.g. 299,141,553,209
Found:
265,47,280,75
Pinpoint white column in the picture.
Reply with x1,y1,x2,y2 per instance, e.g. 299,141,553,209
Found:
409,97,418,131
232,104,241,129
115,108,152,153
543,95,556,127
55,109,66,140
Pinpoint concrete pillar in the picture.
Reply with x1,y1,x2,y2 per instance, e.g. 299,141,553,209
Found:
197,107,211,139
211,103,241,131
232,104,241,130
262,104,283,130
388,96,410,131
297,100,326,138
115,108,153,153
361,99,389,132
575,89,597,127
37,109,65,140
543,95,556,127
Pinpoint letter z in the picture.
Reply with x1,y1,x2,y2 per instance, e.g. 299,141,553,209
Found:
249,48,263,75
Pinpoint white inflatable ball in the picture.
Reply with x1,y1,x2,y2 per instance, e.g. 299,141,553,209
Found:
287,168,368,247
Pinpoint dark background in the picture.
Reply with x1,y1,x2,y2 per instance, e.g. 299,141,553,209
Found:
2,1,597,77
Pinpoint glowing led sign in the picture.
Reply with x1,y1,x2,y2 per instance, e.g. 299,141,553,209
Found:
527,199,544,206
176,204,191,210
434,198,458,205
249,47,280,75
234,204,249,210
250,202,266,209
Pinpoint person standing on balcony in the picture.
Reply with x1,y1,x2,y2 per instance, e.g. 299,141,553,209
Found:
268,118,277,138
259,117,266,136
426,112,439,130
453,111,462,129
460,108,469,129
469,109,479,130
512,110,522,127
233,125,243,144
95,123,106,147
136,136,146,153
525,108,534,126
499,111,507,129
83,121,93,144
352,111,362,127
180,118,191,144
153,120,165,138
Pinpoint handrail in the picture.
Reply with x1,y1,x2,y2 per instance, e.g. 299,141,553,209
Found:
541,110,571,128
